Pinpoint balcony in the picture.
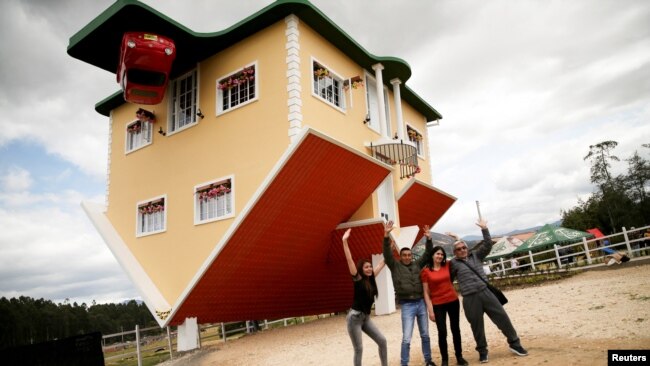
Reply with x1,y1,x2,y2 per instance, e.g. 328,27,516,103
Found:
368,137,419,179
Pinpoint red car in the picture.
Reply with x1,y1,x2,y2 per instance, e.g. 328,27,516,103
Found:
117,32,176,105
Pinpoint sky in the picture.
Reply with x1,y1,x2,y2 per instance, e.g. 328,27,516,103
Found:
0,0,648,305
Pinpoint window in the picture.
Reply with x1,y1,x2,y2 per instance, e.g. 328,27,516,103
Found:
136,196,166,236
125,119,153,152
217,64,257,114
169,69,198,133
194,177,234,224
365,74,391,134
407,125,424,156
312,61,345,109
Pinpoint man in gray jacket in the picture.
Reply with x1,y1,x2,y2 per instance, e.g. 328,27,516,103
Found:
383,221,436,366
450,219,528,363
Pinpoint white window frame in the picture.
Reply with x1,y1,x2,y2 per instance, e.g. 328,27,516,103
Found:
364,72,391,135
194,175,235,225
311,58,346,112
406,124,424,158
125,119,153,154
216,62,258,115
168,68,199,135
136,195,167,237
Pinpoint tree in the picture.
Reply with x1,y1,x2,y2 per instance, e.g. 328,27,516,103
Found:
583,141,620,230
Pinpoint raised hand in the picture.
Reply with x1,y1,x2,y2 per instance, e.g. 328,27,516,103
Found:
384,220,394,237
423,224,431,239
476,219,488,229
342,228,352,242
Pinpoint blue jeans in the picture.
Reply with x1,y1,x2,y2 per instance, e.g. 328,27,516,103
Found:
400,299,431,365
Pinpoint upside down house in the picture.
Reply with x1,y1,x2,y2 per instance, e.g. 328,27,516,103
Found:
68,0,456,348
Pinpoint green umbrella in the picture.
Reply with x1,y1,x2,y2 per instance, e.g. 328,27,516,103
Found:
512,224,593,254
486,236,524,260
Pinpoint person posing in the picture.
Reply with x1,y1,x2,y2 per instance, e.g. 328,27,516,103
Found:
383,220,436,366
450,219,528,363
421,246,468,366
343,228,388,366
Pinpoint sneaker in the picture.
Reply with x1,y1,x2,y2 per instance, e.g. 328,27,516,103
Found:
456,357,469,366
509,345,528,356
479,352,489,363
425,362,437,366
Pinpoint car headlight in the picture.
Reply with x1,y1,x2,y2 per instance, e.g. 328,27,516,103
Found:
127,40,136,48
164,48,173,56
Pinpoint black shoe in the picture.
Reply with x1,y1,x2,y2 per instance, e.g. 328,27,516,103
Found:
441,361,448,366
509,345,528,356
456,356,469,366
479,352,488,363
425,361,437,366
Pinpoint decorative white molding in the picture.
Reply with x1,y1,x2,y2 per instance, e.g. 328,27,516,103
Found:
285,15,302,142
106,112,113,208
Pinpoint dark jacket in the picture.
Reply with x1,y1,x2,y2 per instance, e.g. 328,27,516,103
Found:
450,228,492,296
383,236,433,301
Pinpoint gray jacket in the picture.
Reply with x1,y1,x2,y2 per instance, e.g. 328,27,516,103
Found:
450,228,492,296
383,236,433,301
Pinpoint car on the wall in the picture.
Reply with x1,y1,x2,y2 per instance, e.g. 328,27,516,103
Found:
117,32,176,105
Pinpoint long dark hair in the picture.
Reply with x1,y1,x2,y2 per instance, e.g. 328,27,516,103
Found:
425,246,448,270
356,259,378,297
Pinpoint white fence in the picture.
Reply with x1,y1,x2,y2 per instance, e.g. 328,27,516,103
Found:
485,225,650,276
102,316,316,365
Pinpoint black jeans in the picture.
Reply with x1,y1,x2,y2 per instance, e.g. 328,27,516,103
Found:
433,299,463,361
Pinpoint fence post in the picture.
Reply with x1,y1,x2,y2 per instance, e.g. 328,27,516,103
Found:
166,326,173,360
582,237,592,264
197,323,202,349
622,227,634,257
284,318,288,327
246,321,251,334
135,324,142,366
221,322,226,343
554,244,562,268
264,319,269,330
499,258,505,276
528,251,535,271
301,317,305,323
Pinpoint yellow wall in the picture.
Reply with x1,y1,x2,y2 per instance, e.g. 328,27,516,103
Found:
105,18,435,305
106,22,289,304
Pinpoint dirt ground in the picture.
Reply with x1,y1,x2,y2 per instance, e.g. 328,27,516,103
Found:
164,264,650,366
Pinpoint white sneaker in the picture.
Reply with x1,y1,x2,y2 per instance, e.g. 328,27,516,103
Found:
607,259,616,266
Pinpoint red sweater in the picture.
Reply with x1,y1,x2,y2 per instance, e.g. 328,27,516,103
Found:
420,264,458,305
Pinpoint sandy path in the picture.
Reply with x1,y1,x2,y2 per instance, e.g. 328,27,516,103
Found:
166,264,650,365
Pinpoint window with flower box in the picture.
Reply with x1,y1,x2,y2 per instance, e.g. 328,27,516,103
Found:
136,196,166,236
125,108,155,153
312,60,345,110
406,125,424,156
217,64,257,114
194,177,234,224
169,69,198,133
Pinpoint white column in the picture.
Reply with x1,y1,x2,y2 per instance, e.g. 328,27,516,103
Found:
390,78,404,140
372,63,387,138
373,253,395,315
177,317,199,351
285,15,302,143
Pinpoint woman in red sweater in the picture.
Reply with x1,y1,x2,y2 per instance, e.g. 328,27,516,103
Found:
421,246,468,366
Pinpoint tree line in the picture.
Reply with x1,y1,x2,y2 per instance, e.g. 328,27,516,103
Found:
0,296,157,349
562,141,650,233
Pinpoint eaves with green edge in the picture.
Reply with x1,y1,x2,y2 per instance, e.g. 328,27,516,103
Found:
69,0,441,121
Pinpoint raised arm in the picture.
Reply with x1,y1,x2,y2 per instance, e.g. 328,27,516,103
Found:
417,225,434,268
373,258,386,277
382,221,397,268
474,219,493,261
342,229,357,276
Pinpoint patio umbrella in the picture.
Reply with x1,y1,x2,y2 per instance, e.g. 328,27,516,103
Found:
512,224,593,254
485,236,524,260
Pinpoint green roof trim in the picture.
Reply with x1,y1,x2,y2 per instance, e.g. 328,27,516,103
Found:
69,0,441,120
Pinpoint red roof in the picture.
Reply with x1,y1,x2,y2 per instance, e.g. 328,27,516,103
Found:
397,179,456,243
169,131,391,324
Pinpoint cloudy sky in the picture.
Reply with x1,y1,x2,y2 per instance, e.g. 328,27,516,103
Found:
1,0,648,304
